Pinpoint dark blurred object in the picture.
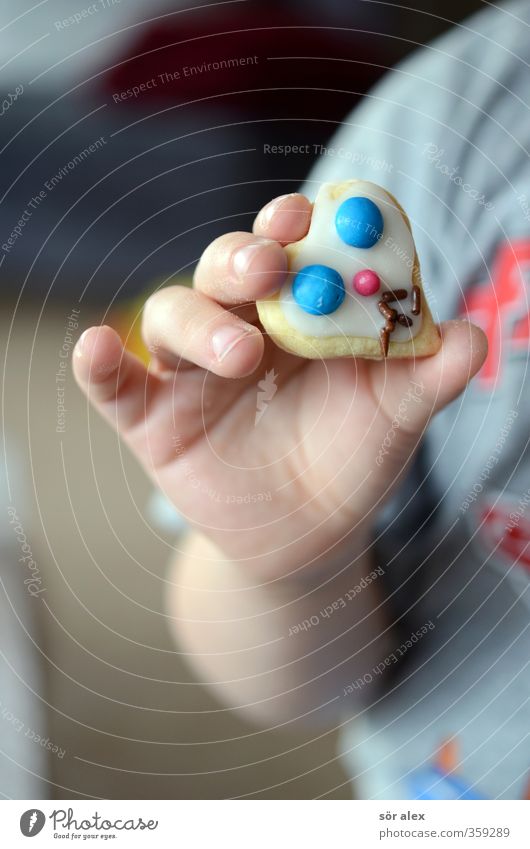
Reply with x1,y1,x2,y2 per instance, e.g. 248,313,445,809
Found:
0,0,483,305
102,0,389,118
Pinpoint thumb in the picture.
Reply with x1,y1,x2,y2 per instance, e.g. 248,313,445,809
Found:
412,319,488,415
376,320,488,435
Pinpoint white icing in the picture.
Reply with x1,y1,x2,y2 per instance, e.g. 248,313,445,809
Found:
279,181,422,341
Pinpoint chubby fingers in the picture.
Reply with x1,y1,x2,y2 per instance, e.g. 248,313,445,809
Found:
372,320,488,436
142,284,264,378
408,319,488,420
73,325,160,431
194,232,287,304
193,194,312,305
253,192,312,244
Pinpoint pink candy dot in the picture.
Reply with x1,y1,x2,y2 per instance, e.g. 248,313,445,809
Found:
353,269,380,296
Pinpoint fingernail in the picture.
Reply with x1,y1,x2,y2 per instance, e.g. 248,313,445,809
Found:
232,239,274,282
74,327,92,358
211,326,251,362
257,194,297,228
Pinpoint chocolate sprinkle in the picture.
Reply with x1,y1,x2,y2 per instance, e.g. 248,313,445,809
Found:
380,326,390,358
412,285,421,315
397,314,413,328
381,289,408,303
378,301,398,322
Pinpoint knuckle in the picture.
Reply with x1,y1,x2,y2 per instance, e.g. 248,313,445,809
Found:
197,232,250,273
141,286,185,341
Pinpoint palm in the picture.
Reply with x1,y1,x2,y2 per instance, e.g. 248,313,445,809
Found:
128,333,421,559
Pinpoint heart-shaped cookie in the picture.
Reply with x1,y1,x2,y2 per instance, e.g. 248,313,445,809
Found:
257,180,441,360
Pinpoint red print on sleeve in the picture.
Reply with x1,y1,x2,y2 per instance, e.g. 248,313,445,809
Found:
462,241,530,388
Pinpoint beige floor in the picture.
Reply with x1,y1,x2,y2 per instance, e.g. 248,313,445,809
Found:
1,298,351,799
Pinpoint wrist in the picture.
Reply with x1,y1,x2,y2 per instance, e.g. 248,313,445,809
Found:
186,520,374,588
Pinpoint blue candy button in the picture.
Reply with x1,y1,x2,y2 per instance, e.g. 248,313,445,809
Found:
335,196,384,248
292,264,345,315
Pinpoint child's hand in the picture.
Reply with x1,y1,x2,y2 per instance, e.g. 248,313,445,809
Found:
73,193,487,578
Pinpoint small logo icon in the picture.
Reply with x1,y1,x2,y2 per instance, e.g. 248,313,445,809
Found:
20,809,45,837
255,369,278,425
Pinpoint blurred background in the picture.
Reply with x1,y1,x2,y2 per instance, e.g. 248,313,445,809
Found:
1,0,483,799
